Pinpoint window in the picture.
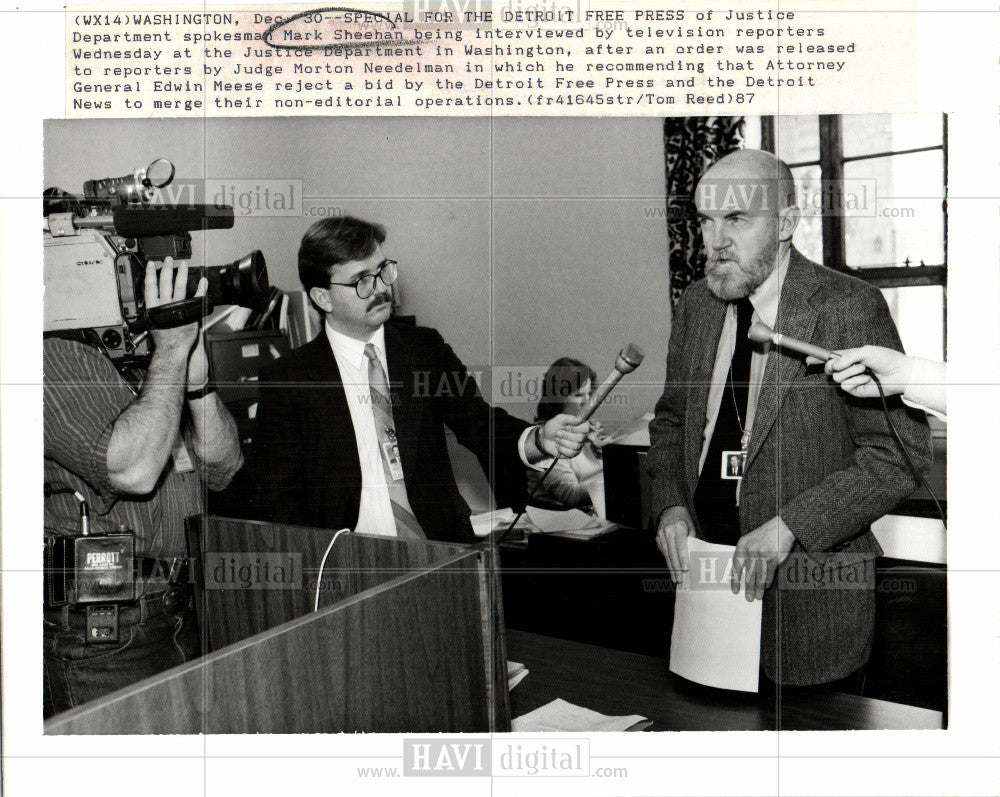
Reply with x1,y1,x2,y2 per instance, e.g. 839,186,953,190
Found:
762,114,947,361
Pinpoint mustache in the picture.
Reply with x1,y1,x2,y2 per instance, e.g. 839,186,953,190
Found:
366,293,393,311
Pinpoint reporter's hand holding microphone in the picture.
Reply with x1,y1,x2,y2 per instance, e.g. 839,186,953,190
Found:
820,346,913,398
753,322,945,414
527,344,645,463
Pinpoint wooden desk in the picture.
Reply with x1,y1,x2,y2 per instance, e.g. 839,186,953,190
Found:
506,630,943,731
501,525,947,712
501,526,673,657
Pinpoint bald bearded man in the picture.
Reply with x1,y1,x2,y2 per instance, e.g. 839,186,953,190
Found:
646,149,931,688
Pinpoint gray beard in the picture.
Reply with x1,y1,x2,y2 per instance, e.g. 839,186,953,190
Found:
705,252,777,300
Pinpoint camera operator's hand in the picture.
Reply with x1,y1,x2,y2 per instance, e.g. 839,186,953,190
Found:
145,256,208,371
105,258,208,494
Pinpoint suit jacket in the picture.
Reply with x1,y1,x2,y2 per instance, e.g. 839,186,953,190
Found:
646,248,932,685
252,322,529,544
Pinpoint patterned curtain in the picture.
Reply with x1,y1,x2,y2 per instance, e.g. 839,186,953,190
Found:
663,117,746,304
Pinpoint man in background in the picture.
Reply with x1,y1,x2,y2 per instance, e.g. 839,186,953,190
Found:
646,150,931,687
252,216,588,543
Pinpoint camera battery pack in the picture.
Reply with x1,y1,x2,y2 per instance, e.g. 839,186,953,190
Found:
74,534,136,604
85,605,119,644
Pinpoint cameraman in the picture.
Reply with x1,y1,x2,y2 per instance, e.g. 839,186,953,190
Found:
43,257,243,717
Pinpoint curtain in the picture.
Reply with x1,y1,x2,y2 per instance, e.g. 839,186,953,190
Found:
663,117,745,305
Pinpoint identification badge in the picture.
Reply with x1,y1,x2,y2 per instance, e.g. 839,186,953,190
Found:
381,439,405,481
721,450,746,479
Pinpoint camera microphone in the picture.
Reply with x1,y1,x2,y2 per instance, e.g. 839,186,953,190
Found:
111,205,235,237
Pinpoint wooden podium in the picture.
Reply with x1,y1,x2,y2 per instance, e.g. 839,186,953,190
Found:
45,517,510,734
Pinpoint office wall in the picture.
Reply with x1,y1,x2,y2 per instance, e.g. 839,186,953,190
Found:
44,117,670,428
491,118,669,426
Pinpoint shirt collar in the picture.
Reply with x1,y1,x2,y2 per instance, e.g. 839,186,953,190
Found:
325,321,386,373
748,246,791,328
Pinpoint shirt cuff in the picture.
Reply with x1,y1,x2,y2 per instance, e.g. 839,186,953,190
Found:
902,396,947,422
519,425,553,471
902,357,947,420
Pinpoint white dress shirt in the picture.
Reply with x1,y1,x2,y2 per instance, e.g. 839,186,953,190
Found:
325,322,398,537
698,249,790,479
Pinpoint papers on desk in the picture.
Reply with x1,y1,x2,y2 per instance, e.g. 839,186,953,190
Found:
524,506,614,539
525,506,596,532
472,507,615,540
669,537,762,693
512,698,649,732
507,660,529,691
470,508,519,537
601,411,655,446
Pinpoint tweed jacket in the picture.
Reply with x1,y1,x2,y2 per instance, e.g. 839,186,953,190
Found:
646,248,932,685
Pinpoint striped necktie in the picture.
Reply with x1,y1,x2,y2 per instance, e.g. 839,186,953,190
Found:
364,343,426,540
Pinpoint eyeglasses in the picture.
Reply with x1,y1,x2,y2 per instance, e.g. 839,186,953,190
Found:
328,259,398,300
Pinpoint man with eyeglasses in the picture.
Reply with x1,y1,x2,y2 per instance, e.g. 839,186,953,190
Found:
252,216,589,542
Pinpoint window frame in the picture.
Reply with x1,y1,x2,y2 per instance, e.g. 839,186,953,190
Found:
761,113,948,352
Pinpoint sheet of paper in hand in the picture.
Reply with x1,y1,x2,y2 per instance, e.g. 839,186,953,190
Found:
669,537,762,692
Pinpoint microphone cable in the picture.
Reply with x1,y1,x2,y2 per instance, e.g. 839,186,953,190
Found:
313,528,351,612
494,452,566,546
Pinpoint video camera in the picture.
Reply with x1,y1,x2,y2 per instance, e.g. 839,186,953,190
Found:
43,158,269,366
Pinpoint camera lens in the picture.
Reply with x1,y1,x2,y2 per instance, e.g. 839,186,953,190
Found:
188,250,270,312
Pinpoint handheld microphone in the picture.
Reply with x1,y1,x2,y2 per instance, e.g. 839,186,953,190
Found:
748,323,836,362
574,343,645,423
496,343,645,545
748,325,946,531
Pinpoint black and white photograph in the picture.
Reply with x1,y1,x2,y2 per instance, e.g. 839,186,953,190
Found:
4,3,1000,792
39,113,948,736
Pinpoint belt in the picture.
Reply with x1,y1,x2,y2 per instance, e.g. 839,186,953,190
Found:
43,584,191,629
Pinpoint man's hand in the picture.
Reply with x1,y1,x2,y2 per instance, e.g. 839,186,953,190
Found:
655,505,694,584
538,414,590,459
730,516,796,602
106,257,207,494
145,256,208,374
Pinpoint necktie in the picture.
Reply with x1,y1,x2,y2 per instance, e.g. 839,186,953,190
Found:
693,297,754,545
364,344,426,539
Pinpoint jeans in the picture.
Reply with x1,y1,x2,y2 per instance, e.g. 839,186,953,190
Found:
43,600,199,719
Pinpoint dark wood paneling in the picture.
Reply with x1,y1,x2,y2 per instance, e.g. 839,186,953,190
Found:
47,518,508,734
197,516,467,651
47,553,497,734
480,541,512,732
